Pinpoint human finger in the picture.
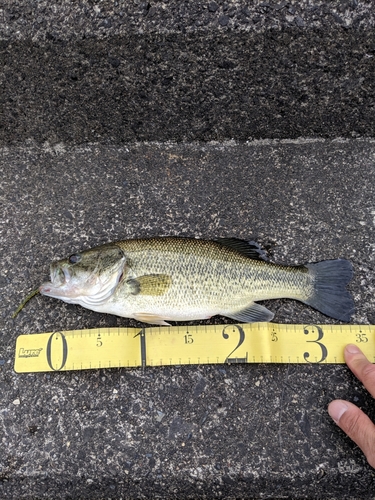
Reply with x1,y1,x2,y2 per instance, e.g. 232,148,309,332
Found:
328,399,375,468
344,344,375,399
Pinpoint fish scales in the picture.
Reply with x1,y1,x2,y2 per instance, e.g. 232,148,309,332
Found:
39,237,355,324
116,238,309,306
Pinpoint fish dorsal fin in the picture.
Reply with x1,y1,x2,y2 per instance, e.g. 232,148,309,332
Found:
216,238,268,261
126,274,172,296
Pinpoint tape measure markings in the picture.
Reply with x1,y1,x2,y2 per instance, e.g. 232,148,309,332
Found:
14,323,375,373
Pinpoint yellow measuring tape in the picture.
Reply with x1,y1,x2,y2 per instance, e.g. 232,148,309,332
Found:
14,323,375,373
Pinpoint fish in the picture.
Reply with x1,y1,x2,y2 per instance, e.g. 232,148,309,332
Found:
39,237,355,325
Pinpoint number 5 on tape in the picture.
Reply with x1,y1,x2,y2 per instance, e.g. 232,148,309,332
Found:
14,323,375,373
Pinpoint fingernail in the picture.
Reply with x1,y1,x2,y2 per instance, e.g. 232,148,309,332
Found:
346,344,361,354
328,401,349,423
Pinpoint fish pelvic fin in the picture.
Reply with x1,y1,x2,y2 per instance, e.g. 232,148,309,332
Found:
225,303,274,323
133,313,171,326
304,259,354,322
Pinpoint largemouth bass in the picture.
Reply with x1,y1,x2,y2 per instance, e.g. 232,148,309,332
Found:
39,237,354,325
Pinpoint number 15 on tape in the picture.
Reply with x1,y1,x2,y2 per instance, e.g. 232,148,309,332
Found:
14,323,375,373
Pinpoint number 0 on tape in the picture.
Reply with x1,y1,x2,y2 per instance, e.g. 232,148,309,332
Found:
14,323,375,373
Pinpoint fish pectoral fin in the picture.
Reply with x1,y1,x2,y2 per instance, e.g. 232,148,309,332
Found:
133,313,171,326
225,303,274,323
126,274,172,296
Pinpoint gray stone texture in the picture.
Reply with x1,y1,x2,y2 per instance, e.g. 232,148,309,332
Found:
1,140,375,498
1,0,375,145
2,0,375,498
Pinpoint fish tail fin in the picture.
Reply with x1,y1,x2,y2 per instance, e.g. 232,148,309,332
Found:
304,259,354,322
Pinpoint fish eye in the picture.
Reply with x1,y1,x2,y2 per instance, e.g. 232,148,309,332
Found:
69,254,81,264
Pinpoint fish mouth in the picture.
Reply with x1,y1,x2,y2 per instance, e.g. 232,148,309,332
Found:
50,264,71,286
39,264,69,296
39,260,125,301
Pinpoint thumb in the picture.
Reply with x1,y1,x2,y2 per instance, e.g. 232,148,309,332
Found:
328,399,375,468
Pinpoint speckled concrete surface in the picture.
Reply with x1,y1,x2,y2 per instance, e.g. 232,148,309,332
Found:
2,1,375,145
1,140,375,498
3,0,374,39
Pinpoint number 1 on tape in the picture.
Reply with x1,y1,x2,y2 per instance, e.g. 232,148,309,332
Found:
14,323,375,373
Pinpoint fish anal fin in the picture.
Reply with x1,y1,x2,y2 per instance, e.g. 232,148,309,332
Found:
216,238,268,261
126,274,172,296
225,303,274,323
133,313,171,326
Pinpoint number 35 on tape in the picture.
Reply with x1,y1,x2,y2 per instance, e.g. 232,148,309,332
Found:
14,323,375,373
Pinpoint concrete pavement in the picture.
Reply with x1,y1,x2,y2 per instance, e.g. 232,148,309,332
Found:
1,139,375,498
